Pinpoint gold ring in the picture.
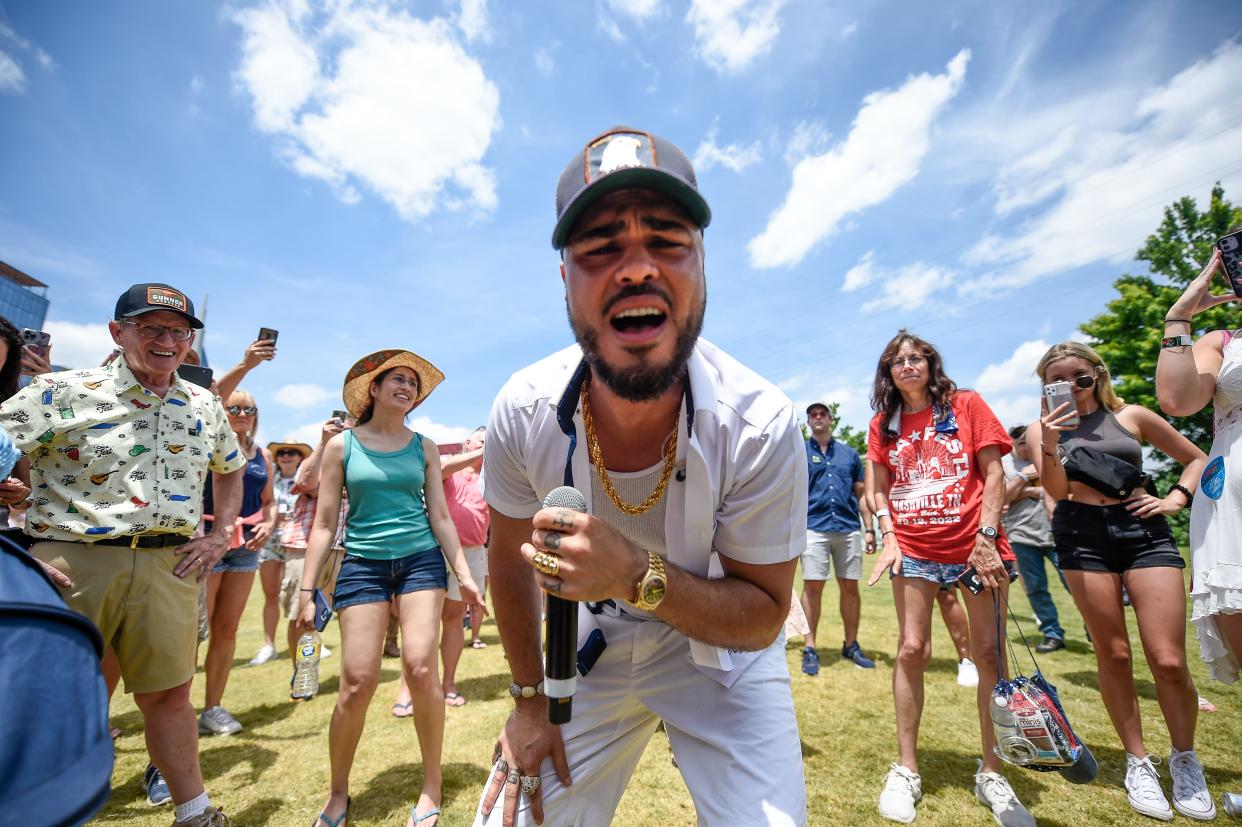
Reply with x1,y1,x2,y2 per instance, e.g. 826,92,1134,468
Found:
532,552,560,578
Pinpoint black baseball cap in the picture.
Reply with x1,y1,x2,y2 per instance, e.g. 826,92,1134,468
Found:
806,402,831,417
552,126,712,249
114,283,204,329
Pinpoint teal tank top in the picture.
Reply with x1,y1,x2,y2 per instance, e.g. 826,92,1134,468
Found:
342,430,438,560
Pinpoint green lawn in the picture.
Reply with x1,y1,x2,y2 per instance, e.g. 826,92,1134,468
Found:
95,559,1241,826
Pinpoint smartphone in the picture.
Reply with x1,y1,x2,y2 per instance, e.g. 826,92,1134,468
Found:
21,328,50,357
957,566,984,595
1217,229,1242,297
1043,381,1080,428
176,364,214,388
258,327,279,344
313,588,333,632
331,409,349,423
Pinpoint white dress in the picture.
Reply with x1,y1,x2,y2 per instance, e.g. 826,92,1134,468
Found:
1190,332,1242,683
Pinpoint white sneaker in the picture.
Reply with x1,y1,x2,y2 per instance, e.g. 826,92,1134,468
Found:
974,761,1036,827
1169,748,1217,820
321,645,332,659
957,658,979,687
247,644,276,666
878,763,922,823
198,705,243,736
1126,753,1173,821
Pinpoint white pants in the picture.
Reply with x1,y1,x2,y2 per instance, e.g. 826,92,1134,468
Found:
472,613,807,826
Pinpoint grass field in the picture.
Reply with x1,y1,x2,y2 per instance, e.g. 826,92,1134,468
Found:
96,558,1241,826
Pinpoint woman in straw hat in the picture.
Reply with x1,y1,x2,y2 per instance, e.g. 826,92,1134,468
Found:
299,349,485,827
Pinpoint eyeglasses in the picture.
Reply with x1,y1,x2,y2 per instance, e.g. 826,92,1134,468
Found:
226,405,258,416
1071,374,1096,389
385,374,420,389
122,320,194,342
889,354,927,369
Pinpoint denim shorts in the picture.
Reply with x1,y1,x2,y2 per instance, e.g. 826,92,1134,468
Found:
212,546,260,573
1052,500,1184,573
897,554,1016,588
333,549,447,611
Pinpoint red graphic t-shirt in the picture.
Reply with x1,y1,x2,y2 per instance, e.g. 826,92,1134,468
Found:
867,390,1014,564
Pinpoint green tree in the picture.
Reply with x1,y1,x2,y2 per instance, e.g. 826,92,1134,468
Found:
1080,184,1241,540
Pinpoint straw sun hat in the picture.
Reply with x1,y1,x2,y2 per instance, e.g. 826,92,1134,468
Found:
266,442,312,459
342,348,444,420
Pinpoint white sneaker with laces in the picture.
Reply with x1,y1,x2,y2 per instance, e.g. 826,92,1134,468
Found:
974,761,1036,827
247,644,276,666
198,706,243,736
957,658,979,687
1126,753,1173,821
878,763,922,823
1169,748,1216,820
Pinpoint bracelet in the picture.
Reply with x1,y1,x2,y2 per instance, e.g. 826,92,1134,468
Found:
864,529,874,535
508,680,546,700
1168,483,1194,504
1164,318,1192,325
874,508,891,518
1161,334,1193,350
881,529,896,537
300,588,315,592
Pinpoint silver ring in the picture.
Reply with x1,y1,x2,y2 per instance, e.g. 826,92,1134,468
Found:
520,775,541,796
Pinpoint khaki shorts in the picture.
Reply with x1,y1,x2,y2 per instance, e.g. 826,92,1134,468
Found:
802,530,863,581
197,581,209,643
279,546,344,620
32,539,199,695
446,545,488,602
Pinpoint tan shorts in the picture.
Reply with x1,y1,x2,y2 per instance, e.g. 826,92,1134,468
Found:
279,546,345,620
32,539,199,695
446,545,488,602
197,581,209,643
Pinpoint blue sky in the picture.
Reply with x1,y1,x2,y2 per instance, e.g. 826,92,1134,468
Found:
2,0,1240,447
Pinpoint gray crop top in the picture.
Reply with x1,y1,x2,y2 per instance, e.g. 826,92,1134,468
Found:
1058,406,1142,468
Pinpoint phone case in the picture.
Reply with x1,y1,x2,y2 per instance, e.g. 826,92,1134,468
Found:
1218,230,1242,297
313,588,332,632
1043,382,1080,427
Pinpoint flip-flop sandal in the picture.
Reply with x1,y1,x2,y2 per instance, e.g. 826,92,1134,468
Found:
1199,695,1218,713
314,796,350,827
411,807,439,826
391,701,414,718
471,639,487,649
444,692,466,707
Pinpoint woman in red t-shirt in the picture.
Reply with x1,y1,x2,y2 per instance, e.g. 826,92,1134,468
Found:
864,330,1032,825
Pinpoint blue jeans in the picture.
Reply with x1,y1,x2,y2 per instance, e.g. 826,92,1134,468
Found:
1010,542,1067,640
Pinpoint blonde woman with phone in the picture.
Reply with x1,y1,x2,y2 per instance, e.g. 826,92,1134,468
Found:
1155,243,1242,690
1029,341,1211,821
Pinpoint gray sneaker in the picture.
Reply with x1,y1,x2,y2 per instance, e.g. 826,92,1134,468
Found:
198,706,243,736
974,762,1036,827
171,806,232,826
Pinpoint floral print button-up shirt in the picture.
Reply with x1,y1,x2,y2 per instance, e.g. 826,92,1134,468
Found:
0,357,246,542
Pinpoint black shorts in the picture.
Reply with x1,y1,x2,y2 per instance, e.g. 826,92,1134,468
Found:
1051,500,1184,573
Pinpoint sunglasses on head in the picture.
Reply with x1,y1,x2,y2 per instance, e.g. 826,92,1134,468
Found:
226,405,258,416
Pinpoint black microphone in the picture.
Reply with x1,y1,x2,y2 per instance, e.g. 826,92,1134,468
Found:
542,485,585,724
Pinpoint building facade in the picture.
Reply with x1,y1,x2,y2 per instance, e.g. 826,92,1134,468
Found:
0,261,50,332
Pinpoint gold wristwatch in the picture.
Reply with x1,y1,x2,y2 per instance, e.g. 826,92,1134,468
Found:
631,551,668,611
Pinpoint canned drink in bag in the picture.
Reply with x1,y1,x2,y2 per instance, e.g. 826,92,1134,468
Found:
1222,792,1242,817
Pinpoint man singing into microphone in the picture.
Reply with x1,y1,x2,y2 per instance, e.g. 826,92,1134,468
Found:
475,127,808,826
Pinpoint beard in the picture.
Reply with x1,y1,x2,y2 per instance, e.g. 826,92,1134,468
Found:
567,286,706,403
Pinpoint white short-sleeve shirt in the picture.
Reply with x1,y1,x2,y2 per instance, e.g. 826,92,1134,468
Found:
483,339,808,677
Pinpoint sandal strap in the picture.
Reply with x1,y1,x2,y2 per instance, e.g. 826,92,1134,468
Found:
412,807,440,824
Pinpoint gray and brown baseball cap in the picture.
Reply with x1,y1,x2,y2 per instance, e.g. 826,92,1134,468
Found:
114,283,204,329
552,126,712,249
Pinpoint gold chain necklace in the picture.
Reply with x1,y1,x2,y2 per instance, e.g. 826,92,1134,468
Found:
581,379,677,516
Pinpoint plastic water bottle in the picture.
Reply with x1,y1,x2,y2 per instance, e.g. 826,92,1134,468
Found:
291,632,321,701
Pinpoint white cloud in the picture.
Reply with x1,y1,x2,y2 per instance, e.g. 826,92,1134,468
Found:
692,125,761,173
274,383,337,409
457,0,490,43
974,339,1050,396
783,120,830,166
748,49,970,269
232,0,501,223
841,21,858,38
596,11,626,44
607,0,663,20
782,378,873,434
44,320,114,370
963,41,1242,292
686,0,787,74
841,250,877,292
534,47,555,77
407,415,471,444
859,263,955,314
0,50,23,93
283,420,328,445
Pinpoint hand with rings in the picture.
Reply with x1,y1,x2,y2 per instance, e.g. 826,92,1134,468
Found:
531,550,560,578
482,710,571,825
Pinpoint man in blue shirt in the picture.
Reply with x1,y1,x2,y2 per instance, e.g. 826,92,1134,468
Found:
800,403,874,674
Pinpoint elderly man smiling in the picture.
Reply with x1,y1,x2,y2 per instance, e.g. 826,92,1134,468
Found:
0,283,246,827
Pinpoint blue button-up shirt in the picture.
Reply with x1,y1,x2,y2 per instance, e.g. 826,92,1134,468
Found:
806,437,863,533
